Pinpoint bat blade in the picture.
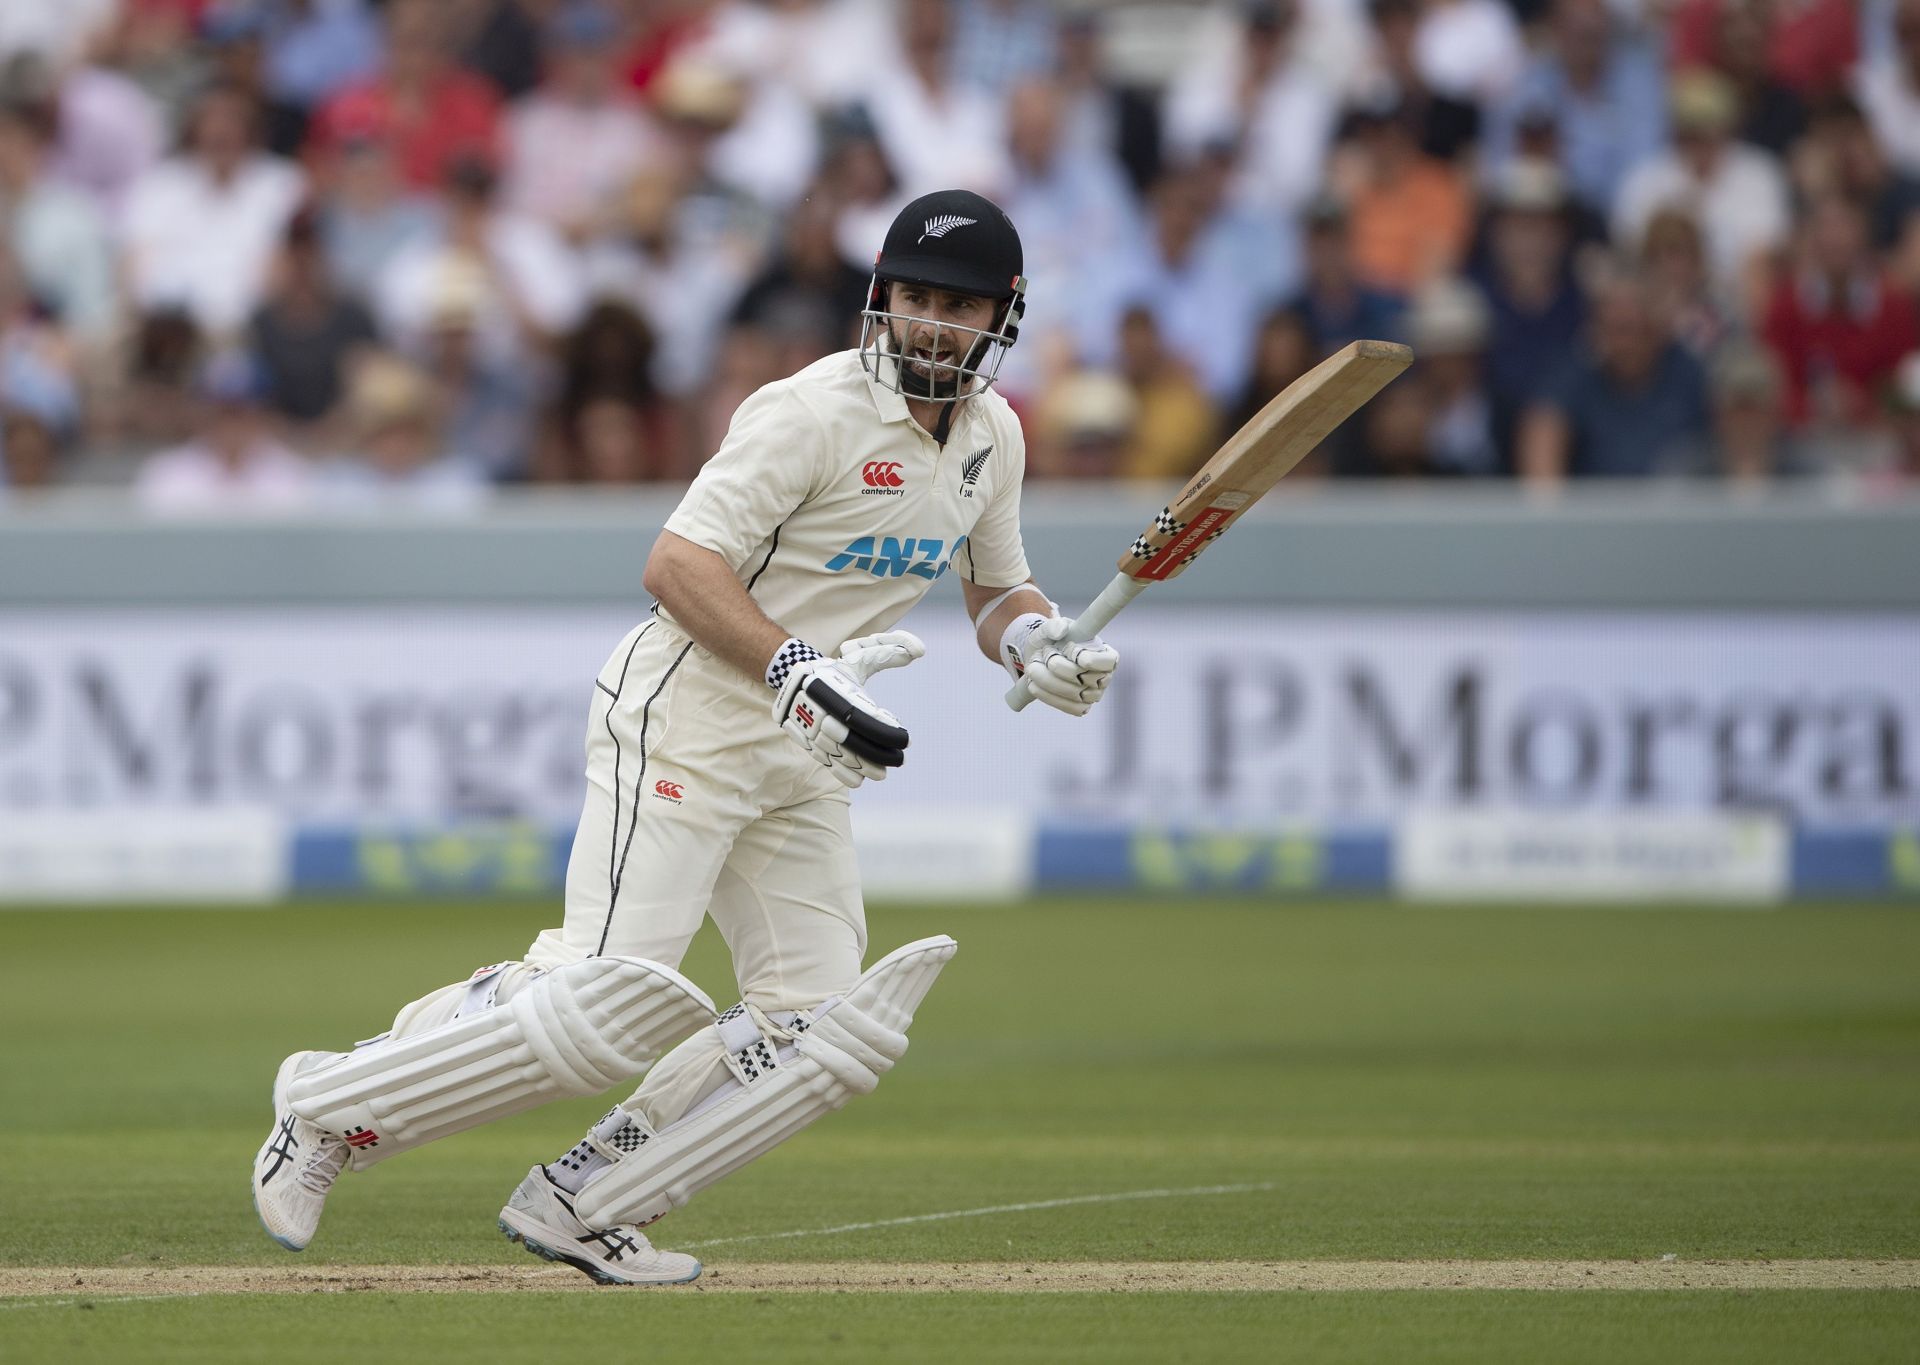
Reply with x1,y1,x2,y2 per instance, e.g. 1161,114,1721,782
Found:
1119,339,1412,582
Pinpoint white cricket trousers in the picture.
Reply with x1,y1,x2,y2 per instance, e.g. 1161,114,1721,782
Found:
387,617,867,1132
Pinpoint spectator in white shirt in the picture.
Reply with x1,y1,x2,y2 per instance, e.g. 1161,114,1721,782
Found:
1164,1,1338,218
1614,68,1791,314
135,351,315,514
503,3,665,241
120,81,307,338
860,0,1010,196
318,350,488,511
0,94,117,342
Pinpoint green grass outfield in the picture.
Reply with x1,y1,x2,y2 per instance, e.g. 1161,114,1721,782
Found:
2,898,1917,1362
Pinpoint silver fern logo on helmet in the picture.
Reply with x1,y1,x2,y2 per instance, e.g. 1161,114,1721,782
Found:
918,215,978,243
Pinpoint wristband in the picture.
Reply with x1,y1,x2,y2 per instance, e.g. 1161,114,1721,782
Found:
998,612,1048,681
765,637,823,691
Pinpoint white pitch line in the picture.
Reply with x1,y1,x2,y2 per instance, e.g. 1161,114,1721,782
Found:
0,1293,208,1313
678,1182,1278,1250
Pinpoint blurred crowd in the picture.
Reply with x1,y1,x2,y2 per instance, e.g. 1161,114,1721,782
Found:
5,0,1920,510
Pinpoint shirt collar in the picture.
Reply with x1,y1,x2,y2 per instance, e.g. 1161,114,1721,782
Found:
861,352,915,426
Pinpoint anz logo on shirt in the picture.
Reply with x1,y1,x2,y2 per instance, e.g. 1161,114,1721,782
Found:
824,534,968,579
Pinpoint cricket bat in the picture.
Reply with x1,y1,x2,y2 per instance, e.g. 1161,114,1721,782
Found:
1006,339,1414,711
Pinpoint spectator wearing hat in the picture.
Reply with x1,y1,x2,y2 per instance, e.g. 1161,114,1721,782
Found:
0,94,116,342
1406,277,1499,477
1029,370,1134,481
1290,195,1405,358
1760,191,1920,432
376,155,586,370
308,0,502,192
134,351,314,513
1613,68,1791,313
1164,1,1337,219
249,205,378,435
503,3,664,242
649,43,819,213
405,255,540,481
1483,0,1666,219
318,350,487,510
1519,270,1712,481
120,80,307,337
1706,341,1796,484
1470,159,1587,461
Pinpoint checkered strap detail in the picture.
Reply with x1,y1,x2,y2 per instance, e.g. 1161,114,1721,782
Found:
766,637,823,692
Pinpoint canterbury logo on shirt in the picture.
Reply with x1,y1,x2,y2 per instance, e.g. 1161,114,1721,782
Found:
825,535,968,579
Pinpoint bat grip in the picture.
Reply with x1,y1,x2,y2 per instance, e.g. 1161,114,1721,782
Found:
1004,572,1147,712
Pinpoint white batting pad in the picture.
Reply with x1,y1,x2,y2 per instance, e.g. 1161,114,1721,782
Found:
287,958,717,1169
573,935,956,1228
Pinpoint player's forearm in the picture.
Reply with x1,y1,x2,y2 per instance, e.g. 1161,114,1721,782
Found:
969,581,1053,663
643,532,794,685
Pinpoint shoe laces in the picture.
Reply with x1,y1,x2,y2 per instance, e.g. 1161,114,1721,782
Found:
296,1132,348,1196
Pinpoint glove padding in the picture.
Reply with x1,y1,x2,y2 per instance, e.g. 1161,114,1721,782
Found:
774,631,925,788
1006,615,1119,717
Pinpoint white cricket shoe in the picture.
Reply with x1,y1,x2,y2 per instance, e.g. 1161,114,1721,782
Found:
499,1165,701,1286
251,1050,349,1251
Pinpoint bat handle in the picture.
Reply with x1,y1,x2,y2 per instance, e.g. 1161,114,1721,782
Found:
1004,572,1147,712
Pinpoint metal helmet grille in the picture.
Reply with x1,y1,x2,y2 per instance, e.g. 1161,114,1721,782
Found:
857,274,1026,405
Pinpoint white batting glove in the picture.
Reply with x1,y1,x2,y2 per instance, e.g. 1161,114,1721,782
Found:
837,630,927,683
1001,613,1120,717
767,633,922,788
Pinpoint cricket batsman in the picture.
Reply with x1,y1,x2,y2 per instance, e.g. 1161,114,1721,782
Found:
251,190,1120,1284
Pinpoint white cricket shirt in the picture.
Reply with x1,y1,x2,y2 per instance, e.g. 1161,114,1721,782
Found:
662,349,1031,653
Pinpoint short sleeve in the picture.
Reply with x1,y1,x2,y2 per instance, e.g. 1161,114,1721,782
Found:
664,383,821,573
958,416,1032,589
